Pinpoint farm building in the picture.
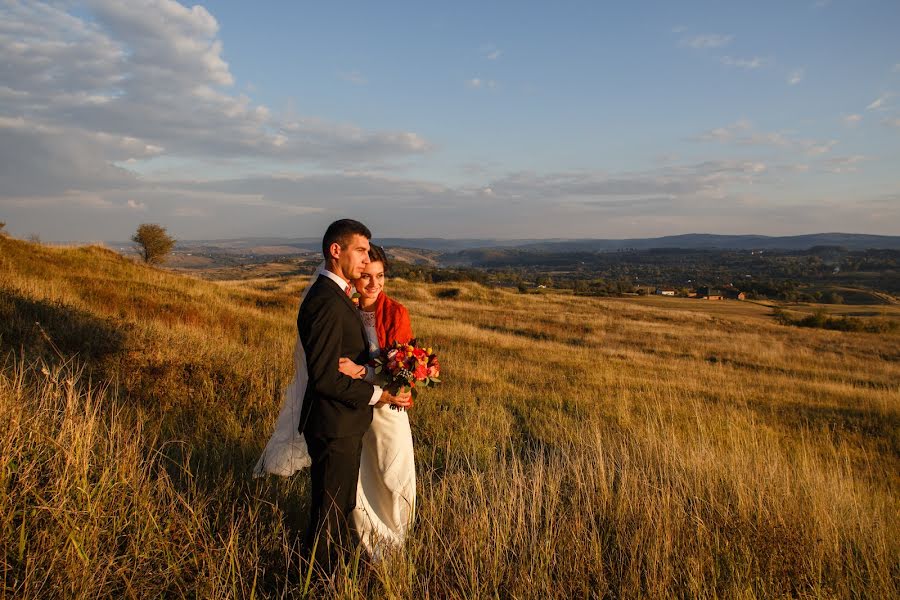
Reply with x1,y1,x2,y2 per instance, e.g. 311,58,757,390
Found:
696,287,723,300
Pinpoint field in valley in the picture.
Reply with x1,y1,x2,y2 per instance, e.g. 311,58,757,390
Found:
1,235,897,598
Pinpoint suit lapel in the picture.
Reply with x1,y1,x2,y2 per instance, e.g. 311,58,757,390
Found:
320,276,368,346
320,275,358,313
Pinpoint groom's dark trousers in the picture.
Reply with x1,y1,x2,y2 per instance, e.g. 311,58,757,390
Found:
296,275,375,570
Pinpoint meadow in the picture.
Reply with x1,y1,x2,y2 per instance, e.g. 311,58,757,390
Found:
1,234,897,598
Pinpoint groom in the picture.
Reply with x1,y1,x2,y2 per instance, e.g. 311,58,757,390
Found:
297,218,411,569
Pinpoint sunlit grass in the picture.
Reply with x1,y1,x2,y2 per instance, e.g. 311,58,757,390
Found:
1,235,897,598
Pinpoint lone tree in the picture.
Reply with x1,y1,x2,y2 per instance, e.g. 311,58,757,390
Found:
132,223,175,265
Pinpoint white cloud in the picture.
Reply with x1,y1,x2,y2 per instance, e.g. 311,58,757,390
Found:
843,114,862,125
671,25,687,34
745,131,794,147
480,43,502,60
778,163,810,173
680,34,733,49
466,78,497,89
172,205,208,217
479,160,771,202
3,160,895,241
0,117,139,196
695,119,753,143
0,160,771,238
819,155,870,173
695,120,836,156
883,117,900,129
720,56,766,70
866,93,892,111
788,69,804,85
804,140,837,156
0,0,431,194
338,70,367,85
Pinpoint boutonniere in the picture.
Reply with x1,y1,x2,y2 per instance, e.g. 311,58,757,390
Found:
351,292,360,307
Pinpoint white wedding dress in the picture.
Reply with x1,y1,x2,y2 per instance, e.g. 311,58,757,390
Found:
352,310,416,559
253,267,416,558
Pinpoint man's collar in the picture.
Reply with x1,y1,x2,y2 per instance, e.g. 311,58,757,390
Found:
320,268,350,289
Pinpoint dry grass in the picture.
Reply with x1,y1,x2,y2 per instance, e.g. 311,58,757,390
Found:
1,236,898,598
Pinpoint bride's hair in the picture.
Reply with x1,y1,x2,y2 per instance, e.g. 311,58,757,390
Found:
368,244,389,271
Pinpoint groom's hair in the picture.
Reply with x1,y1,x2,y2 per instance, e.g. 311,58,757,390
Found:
322,219,372,258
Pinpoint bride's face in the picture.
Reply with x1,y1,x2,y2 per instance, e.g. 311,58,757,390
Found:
355,260,385,302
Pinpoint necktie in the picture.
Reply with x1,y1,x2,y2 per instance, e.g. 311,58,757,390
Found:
345,284,353,297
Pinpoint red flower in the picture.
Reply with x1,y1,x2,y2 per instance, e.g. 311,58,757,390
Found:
414,364,428,380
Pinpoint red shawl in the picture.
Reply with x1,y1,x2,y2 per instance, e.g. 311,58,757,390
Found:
371,291,414,348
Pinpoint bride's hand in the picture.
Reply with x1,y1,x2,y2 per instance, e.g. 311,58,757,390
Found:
338,357,366,379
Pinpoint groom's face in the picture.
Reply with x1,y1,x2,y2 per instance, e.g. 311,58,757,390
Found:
337,234,371,280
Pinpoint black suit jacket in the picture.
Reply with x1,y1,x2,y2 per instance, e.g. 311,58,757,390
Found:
297,275,375,438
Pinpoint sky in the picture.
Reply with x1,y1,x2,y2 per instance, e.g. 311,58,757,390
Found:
1,0,898,242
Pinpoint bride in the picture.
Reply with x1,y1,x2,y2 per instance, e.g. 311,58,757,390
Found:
254,245,416,558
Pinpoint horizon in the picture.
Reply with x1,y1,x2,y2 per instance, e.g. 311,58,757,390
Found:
86,231,900,250
2,1,899,241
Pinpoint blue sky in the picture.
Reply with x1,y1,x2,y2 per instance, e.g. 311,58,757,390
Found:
1,0,898,241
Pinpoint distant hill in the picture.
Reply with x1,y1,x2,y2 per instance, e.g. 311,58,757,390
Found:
108,232,900,256
512,233,900,252
108,237,530,254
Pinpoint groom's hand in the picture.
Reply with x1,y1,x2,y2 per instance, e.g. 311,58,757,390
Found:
338,357,366,379
378,388,412,409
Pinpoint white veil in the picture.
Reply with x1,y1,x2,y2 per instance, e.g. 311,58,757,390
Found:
252,262,325,477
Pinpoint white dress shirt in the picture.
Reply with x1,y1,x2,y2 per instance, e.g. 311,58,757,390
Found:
319,268,382,405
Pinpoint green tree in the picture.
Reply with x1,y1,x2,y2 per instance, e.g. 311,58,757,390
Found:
573,280,589,295
132,223,175,265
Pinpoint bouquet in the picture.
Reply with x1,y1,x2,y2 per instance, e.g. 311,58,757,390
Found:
374,339,440,409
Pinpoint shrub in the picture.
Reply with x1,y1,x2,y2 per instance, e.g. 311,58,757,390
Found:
776,306,897,333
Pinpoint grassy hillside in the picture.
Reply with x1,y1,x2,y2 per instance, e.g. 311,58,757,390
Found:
1,235,898,598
